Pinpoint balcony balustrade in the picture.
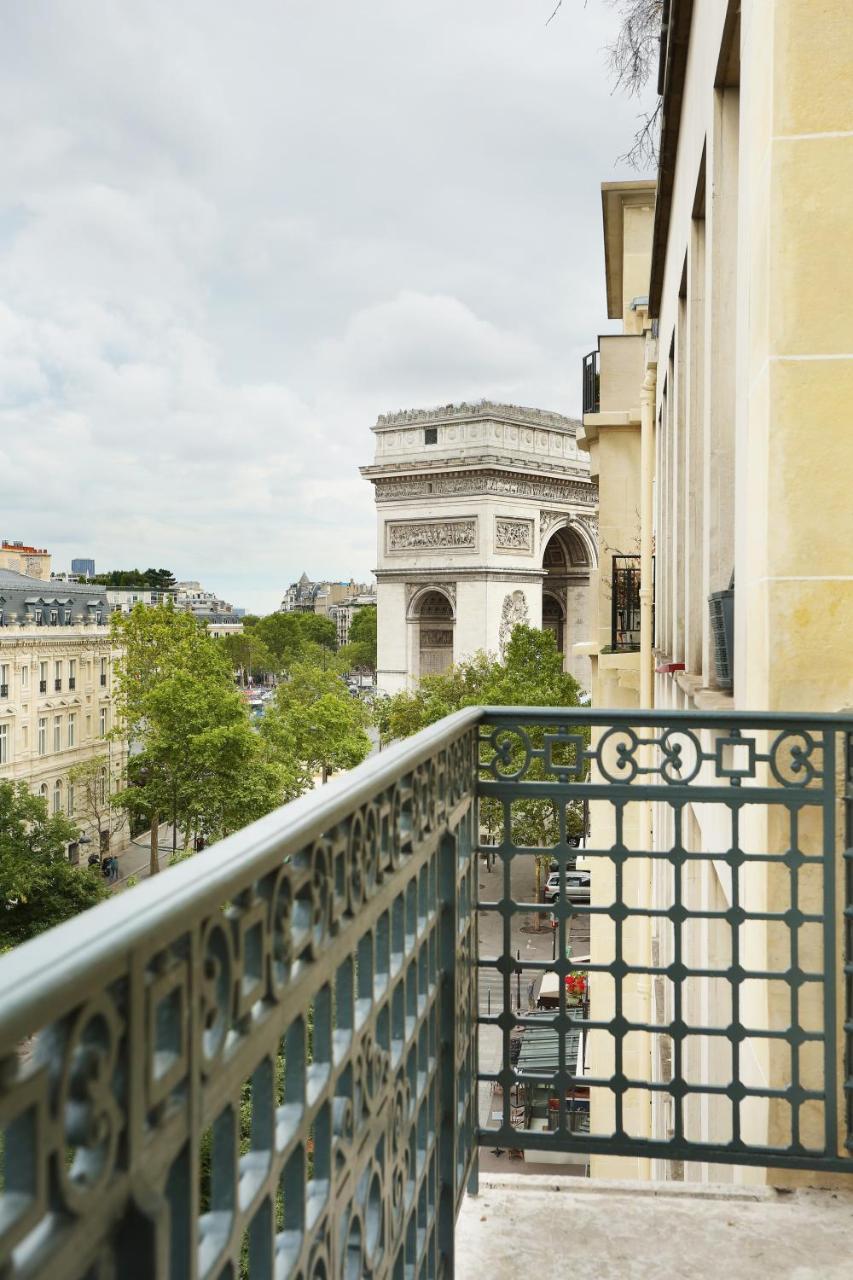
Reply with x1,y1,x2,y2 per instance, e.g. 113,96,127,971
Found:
582,349,600,415
1,707,852,1278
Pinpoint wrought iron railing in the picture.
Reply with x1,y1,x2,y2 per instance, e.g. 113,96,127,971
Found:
0,709,480,1280
1,707,853,1278
610,554,642,651
477,708,853,1173
582,349,600,415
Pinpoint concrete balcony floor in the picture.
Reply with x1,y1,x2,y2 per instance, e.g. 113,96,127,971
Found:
456,1175,853,1279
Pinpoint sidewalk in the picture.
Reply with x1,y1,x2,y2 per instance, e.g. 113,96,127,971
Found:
109,823,178,889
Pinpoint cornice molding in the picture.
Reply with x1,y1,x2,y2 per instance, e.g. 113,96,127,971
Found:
373,401,580,433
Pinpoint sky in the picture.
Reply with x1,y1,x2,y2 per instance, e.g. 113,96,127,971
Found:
0,1,654,615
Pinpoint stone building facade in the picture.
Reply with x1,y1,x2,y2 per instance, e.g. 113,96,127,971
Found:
0,569,127,858
361,402,598,693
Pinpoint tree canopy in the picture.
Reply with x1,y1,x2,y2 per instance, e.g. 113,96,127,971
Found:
110,604,301,867
0,780,108,950
339,605,376,676
376,625,588,902
250,611,337,671
90,567,176,591
261,663,372,784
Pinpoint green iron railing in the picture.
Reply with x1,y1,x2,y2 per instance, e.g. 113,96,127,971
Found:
1,706,852,1280
0,710,481,1280
477,708,853,1172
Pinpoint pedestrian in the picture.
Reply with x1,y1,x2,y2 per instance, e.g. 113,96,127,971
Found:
108,855,119,885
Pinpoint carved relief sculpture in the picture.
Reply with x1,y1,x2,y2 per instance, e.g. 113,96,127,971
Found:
387,520,476,552
498,590,529,656
495,519,533,552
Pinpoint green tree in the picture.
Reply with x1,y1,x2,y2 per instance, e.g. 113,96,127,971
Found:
218,632,276,686
339,605,376,677
0,780,109,950
378,626,587,912
261,663,372,784
68,753,125,854
296,613,337,651
253,612,306,669
111,604,299,872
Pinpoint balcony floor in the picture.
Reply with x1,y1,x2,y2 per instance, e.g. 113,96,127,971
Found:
456,1174,853,1278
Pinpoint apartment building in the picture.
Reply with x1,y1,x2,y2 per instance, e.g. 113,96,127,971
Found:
0,569,127,858
578,0,853,1187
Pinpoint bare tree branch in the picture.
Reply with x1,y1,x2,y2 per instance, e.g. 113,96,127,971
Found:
547,0,664,168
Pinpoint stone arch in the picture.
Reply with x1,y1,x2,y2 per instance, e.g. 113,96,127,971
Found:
542,590,566,654
540,521,594,683
405,583,456,622
409,587,455,678
540,516,597,570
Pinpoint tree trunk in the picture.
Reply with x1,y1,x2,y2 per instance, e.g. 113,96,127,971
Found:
149,812,160,876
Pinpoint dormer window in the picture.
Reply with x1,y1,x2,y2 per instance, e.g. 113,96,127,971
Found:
424,427,437,445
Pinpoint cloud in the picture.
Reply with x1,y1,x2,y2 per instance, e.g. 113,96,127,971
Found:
0,0,655,613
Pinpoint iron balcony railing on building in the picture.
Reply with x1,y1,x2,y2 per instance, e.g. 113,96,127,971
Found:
582,348,600,415
1,707,853,1277
610,553,654,652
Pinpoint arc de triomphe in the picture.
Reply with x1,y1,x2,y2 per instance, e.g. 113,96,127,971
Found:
361,401,598,694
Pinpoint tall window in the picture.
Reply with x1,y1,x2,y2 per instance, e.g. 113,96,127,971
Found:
39,661,47,692
53,779,62,816
54,659,62,691
49,610,58,625
67,713,76,748
39,782,48,803
53,715,61,752
100,657,108,688
67,783,75,816
0,662,9,693
0,723,7,764
68,658,76,689
38,717,46,755
21,664,28,689
64,609,71,624
99,706,108,737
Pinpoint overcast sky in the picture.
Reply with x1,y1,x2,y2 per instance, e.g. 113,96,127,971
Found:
0,1,653,614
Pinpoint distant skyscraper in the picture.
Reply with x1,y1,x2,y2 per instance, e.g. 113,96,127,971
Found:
71,558,95,578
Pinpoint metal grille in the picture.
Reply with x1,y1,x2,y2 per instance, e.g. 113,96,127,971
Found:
0,712,480,1280
477,709,853,1172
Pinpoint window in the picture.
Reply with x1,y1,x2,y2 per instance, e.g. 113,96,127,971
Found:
53,715,62,752
21,664,28,689
39,661,47,693
67,713,76,748
67,783,75,816
0,663,8,697
99,707,108,737
0,723,7,764
96,610,103,625
54,659,62,691
39,782,48,802
53,779,62,816
49,610,58,625
68,659,76,690
424,427,438,445
64,609,71,624
100,657,108,688
38,717,46,755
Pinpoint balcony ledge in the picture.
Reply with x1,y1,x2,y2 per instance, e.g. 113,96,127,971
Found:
457,1174,853,1279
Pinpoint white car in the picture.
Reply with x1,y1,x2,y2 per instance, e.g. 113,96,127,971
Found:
544,870,591,904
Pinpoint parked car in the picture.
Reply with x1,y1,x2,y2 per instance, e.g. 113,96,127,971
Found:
544,870,591,904
548,837,585,875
